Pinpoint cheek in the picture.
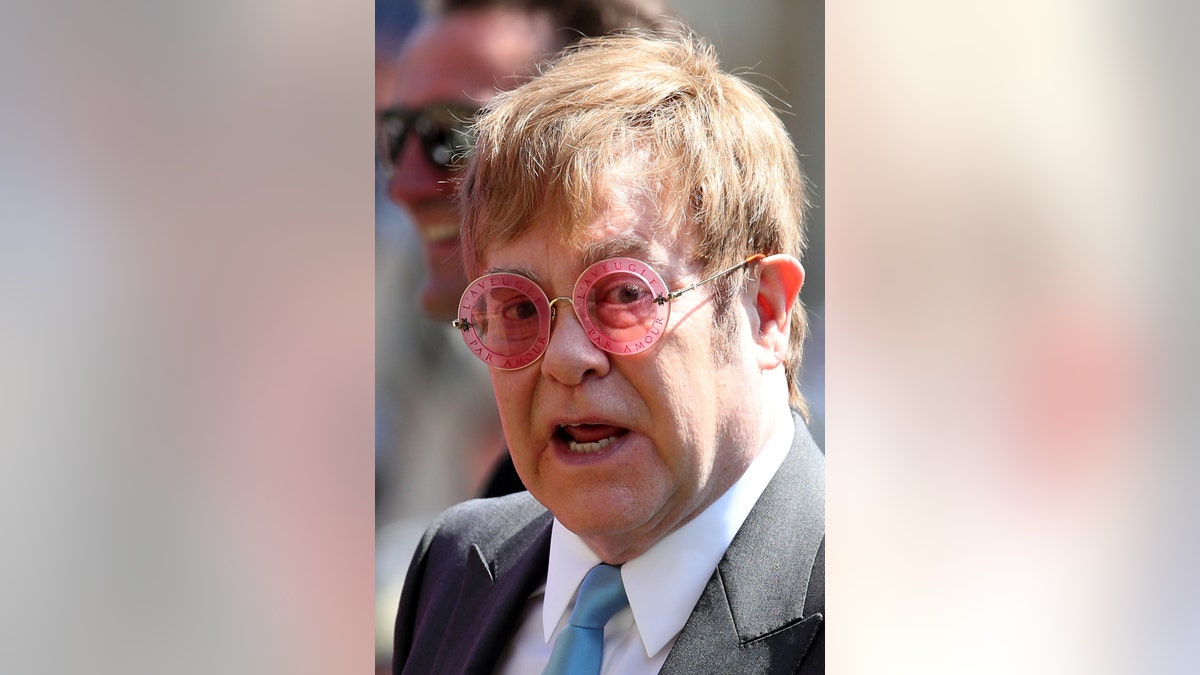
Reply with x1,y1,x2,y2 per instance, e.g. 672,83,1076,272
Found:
641,360,732,487
491,373,536,437
635,370,709,465
651,365,713,427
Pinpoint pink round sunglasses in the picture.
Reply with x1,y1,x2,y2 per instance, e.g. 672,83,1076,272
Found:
452,254,764,369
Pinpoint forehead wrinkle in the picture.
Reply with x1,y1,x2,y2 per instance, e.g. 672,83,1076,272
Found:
481,228,676,289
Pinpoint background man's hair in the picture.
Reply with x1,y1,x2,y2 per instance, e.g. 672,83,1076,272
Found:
459,30,810,411
425,0,679,50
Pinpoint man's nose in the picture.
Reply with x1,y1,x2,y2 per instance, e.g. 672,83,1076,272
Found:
386,135,452,209
540,301,610,386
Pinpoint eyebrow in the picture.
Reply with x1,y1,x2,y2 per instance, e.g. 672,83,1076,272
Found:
580,235,669,269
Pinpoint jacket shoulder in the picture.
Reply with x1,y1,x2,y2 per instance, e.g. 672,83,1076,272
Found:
394,493,551,674
418,492,546,562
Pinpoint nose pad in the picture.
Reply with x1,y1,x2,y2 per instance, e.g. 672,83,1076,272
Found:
545,297,583,345
546,297,570,323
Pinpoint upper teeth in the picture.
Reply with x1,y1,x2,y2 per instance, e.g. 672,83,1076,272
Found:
566,436,616,454
422,223,459,244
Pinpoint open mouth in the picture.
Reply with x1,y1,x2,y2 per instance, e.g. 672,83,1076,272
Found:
556,423,630,454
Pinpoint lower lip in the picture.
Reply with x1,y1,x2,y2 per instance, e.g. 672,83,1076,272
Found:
422,237,459,255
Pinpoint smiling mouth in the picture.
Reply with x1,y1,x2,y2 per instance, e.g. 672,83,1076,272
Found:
557,424,630,454
419,222,459,245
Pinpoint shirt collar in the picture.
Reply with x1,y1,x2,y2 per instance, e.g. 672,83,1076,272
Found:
542,520,603,643
542,417,795,657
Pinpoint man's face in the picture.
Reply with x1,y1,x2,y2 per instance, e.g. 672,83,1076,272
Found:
382,10,554,321
483,183,762,562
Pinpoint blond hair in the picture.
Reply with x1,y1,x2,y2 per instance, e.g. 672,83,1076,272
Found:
459,30,810,410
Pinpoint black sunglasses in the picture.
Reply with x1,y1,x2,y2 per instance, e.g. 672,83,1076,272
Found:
376,102,478,174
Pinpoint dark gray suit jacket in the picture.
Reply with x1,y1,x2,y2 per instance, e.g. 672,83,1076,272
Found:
394,412,824,674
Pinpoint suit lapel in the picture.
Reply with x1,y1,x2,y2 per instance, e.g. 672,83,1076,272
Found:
433,510,554,675
662,414,825,673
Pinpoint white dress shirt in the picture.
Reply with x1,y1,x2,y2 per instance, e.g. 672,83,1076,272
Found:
497,419,794,674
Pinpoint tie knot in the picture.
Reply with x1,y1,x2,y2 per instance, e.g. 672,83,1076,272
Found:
568,564,628,630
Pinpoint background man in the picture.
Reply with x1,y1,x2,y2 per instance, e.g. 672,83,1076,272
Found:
394,30,824,674
379,0,678,322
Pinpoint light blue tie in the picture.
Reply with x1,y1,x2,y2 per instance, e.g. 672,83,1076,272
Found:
542,564,629,675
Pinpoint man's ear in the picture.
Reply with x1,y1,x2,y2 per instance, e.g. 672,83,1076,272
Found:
751,254,805,369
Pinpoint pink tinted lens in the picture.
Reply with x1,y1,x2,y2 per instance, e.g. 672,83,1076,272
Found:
458,274,550,368
575,259,670,355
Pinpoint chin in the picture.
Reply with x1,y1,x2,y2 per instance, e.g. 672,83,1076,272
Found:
547,487,652,540
417,284,460,323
